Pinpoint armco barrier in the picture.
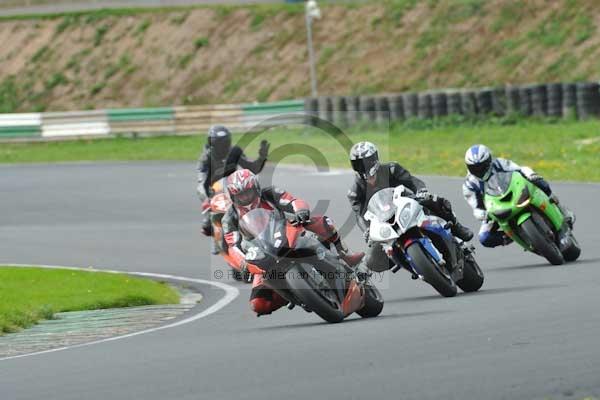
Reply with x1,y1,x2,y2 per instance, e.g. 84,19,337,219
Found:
108,107,175,135
0,113,41,138
174,104,243,134
241,100,304,129
0,100,305,140
1,82,598,140
42,110,109,138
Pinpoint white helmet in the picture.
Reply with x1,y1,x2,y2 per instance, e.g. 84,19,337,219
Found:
465,144,493,180
350,141,380,180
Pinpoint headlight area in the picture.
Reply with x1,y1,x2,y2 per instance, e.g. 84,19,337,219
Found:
492,209,512,220
517,186,530,208
398,204,412,228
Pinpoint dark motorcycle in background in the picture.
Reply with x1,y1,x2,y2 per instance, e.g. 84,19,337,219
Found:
202,178,251,282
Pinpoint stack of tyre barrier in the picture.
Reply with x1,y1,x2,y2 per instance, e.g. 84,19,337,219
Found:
303,82,600,125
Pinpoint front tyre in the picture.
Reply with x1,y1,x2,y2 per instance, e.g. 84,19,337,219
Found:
286,264,344,323
520,217,564,265
356,284,384,318
406,243,457,297
456,254,484,292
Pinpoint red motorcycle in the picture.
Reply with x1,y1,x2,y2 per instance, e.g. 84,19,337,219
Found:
240,208,384,323
202,179,251,282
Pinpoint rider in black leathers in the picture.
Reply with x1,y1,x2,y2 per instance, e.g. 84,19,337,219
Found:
196,125,269,236
347,141,474,271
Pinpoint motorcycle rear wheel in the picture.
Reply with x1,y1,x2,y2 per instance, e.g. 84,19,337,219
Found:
562,233,581,262
356,284,384,318
456,254,484,293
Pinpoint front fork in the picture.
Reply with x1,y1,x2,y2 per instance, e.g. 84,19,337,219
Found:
390,242,423,279
390,235,459,281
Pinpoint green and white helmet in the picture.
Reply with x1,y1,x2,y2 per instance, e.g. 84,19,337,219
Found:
350,141,380,179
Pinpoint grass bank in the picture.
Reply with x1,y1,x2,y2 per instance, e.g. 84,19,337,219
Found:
0,119,598,181
0,266,179,333
0,0,599,111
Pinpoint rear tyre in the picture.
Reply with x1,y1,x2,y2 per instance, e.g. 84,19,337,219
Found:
562,233,581,262
520,217,564,265
406,244,457,297
286,264,344,323
456,255,484,292
356,284,384,318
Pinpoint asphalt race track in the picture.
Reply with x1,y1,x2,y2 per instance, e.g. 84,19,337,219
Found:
1,161,599,400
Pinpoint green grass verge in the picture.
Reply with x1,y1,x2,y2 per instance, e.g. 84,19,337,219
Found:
0,119,598,181
0,266,180,334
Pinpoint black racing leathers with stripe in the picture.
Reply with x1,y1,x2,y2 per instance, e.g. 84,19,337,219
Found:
347,162,426,232
197,145,267,198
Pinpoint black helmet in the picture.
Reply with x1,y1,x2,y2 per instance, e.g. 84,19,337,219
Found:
350,141,380,180
208,125,232,160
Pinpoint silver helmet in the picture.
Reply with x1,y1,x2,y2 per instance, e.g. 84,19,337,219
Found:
465,144,493,180
350,141,380,179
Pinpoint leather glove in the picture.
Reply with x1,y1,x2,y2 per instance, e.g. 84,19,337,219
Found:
520,166,542,182
363,228,370,243
415,188,432,201
294,209,311,225
474,209,488,221
258,140,270,160
239,259,249,276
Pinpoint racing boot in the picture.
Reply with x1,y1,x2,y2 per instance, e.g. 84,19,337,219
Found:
210,239,219,255
201,217,213,237
451,221,474,242
502,234,513,246
435,198,473,242
333,238,365,267
250,275,289,317
550,194,575,228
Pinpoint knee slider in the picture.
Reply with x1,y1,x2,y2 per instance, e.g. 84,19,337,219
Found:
250,298,272,315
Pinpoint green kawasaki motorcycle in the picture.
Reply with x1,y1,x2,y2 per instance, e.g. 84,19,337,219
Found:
484,170,581,265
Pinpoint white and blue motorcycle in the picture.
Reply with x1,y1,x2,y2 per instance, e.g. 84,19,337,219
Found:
365,186,484,297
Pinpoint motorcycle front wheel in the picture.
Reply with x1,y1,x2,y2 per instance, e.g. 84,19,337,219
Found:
519,216,564,265
286,263,344,323
406,243,457,297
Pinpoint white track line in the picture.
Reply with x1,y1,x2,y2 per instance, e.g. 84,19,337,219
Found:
0,264,239,362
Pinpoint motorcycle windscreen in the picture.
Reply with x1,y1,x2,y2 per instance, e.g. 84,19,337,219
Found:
367,188,396,223
485,170,513,196
239,208,273,241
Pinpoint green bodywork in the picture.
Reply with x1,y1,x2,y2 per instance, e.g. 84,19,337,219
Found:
484,171,564,251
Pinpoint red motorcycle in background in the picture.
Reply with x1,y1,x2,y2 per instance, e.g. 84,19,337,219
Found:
240,208,384,323
202,178,251,282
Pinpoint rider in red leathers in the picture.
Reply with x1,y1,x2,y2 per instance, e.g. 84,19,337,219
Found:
222,169,364,316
